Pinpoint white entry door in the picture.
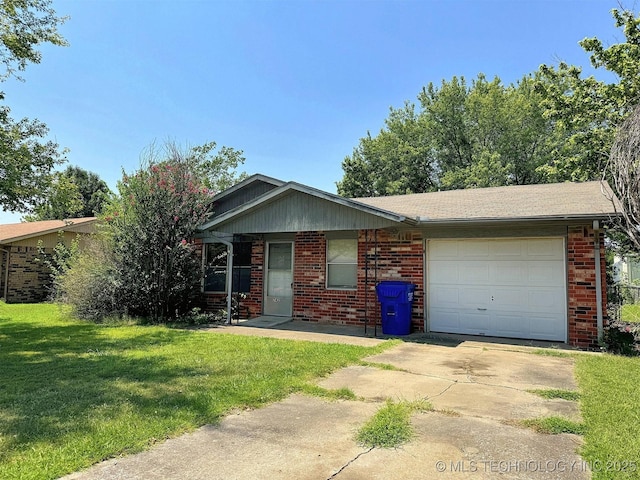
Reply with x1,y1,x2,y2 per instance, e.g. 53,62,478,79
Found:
427,238,567,341
264,242,293,316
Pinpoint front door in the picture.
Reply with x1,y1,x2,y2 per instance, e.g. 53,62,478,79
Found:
264,242,293,316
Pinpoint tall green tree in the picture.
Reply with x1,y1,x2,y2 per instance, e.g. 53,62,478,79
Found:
337,74,553,197
535,8,640,181
25,166,111,220
0,0,68,212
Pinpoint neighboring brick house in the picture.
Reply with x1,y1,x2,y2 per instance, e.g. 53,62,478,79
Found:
197,175,618,349
0,218,97,303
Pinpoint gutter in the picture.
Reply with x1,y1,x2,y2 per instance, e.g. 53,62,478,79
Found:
417,213,619,225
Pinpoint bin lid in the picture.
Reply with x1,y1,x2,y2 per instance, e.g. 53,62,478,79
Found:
375,281,416,298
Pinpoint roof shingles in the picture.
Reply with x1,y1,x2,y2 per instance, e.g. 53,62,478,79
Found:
0,217,97,244
353,181,618,222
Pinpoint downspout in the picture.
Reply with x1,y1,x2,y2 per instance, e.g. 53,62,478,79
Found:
1,246,9,300
364,230,369,335
423,239,427,333
593,220,604,343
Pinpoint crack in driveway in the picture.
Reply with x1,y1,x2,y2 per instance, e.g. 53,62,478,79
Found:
327,447,374,479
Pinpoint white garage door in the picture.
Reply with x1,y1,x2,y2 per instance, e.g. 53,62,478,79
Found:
428,238,567,341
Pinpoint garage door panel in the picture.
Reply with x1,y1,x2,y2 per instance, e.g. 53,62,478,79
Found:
459,287,490,307
431,286,459,306
429,309,461,331
528,289,565,313
430,241,459,259
429,261,459,283
529,314,566,339
430,309,490,335
527,238,564,259
527,262,565,285
460,263,490,283
493,262,525,284
493,313,527,337
491,239,523,257
492,287,526,310
458,312,490,332
461,240,489,258
428,238,567,341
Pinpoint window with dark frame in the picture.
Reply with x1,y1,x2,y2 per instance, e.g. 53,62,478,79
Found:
203,241,252,293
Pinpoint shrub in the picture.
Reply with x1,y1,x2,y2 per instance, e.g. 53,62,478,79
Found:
603,320,640,356
57,235,124,320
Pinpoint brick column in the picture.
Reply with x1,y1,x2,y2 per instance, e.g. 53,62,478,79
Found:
567,226,606,349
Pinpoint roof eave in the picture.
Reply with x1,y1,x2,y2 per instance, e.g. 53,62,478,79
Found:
417,213,621,225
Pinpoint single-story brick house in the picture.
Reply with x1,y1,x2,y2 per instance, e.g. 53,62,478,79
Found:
0,217,97,303
197,175,618,349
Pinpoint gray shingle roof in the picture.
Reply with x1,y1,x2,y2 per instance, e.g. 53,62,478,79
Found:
352,181,618,222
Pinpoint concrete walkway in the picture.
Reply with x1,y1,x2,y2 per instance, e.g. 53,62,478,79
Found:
63,326,589,480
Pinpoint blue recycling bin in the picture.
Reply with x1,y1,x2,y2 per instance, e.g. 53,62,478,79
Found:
375,281,416,335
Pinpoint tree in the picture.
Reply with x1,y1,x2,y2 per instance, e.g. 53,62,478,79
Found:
337,102,436,197
0,101,66,211
337,74,554,197
535,8,640,182
0,0,68,81
26,166,112,220
609,104,640,252
108,141,249,320
59,141,247,321
0,0,68,212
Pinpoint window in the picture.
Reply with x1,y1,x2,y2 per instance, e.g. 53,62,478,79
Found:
326,238,357,289
204,242,252,293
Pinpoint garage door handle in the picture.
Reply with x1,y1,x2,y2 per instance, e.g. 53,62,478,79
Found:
477,308,487,311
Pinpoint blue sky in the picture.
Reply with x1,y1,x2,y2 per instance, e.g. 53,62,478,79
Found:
0,0,627,223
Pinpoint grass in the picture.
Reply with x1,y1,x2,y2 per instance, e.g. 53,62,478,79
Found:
519,417,586,435
527,388,581,401
620,303,640,323
355,399,432,448
0,303,393,480
575,353,640,480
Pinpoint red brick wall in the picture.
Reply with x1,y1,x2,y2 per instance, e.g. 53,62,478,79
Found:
567,226,606,349
202,226,606,347
291,230,423,331
202,230,425,332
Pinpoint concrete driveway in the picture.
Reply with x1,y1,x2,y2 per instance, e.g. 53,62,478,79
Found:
63,334,588,480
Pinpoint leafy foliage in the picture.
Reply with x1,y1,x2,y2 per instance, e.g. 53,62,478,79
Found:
59,141,246,322
602,320,640,356
26,166,112,220
337,74,554,197
0,101,66,211
57,235,122,320
0,0,68,81
0,0,68,212
36,232,80,300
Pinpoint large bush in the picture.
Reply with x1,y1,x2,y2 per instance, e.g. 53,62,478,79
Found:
59,141,246,322
57,235,123,320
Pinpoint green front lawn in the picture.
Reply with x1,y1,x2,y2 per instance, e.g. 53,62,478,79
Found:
0,303,391,480
620,303,640,323
576,354,640,480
